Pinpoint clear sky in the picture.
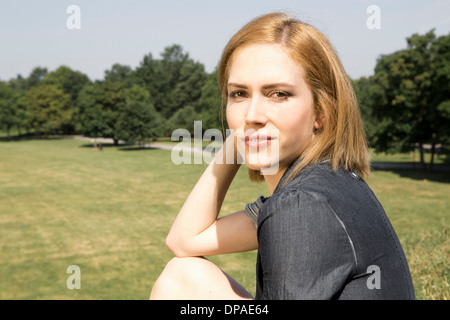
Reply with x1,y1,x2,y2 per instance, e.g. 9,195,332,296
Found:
1,0,449,82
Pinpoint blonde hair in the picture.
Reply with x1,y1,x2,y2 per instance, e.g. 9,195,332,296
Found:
218,12,371,184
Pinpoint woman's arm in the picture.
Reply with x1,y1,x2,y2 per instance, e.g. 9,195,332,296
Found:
165,135,258,257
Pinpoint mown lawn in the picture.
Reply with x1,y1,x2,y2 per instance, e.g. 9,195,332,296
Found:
0,138,448,299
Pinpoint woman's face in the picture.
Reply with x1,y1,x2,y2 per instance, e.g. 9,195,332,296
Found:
226,44,321,175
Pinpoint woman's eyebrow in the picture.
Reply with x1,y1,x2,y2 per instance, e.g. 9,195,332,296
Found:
227,82,296,89
227,82,248,89
262,83,296,90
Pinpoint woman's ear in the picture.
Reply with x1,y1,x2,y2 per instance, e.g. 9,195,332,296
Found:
314,113,325,130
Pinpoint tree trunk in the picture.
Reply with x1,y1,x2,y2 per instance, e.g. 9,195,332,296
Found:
430,143,435,172
419,143,427,170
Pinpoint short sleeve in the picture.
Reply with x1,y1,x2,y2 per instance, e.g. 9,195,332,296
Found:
244,195,268,227
256,190,357,300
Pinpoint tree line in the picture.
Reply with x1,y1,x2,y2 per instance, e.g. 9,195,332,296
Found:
0,44,221,145
0,30,449,169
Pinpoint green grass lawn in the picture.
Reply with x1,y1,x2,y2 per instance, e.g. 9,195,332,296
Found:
0,138,448,299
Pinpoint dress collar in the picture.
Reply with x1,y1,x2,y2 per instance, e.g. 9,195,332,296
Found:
272,158,330,194
272,157,304,194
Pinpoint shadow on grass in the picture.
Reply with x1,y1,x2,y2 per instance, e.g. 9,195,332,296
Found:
79,143,114,148
0,133,68,142
118,146,159,151
78,143,159,151
79,143,121,149
371,164,450,184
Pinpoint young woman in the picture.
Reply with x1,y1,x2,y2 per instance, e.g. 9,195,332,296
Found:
150,12,415,300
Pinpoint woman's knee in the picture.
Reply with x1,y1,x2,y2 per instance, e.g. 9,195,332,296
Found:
164,256,208,279
150,256,253,300
150,256,209,299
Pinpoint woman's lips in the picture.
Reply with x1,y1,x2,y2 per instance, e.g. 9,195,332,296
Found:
244,134,274,148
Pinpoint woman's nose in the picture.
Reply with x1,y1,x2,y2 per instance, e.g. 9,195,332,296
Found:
245,95,268,126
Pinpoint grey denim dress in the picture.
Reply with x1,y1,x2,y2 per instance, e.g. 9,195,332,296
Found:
245,161,415,300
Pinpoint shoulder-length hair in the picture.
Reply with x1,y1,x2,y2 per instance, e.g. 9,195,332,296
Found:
218,12,371,184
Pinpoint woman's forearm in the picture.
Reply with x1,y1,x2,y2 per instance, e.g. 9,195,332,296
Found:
165,136,241,256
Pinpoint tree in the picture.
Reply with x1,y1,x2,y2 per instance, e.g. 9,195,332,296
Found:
352,76,378,145
2,67,49,136
104,63,134,87
26,67,48,89
42,66,91,133
12,94,28,136
196,68,222,132
133,44,207,118
166,105,199,136
160,44,189,90
428,33,450,168
367,29,450,170
6,76,30,135
0,82,16,139
25,84,73,135
132,52,166,114
116,84,164,143
116,101,163,145
168,59,207,118
43,66,91,105
77,80,127,145
8,74,28,94
76,83,109,139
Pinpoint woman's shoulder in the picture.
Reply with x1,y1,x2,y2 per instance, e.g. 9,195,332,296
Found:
263,162,367,216
278,161,365,196
274,162,338,194
248,162,371,226
264,182,330,214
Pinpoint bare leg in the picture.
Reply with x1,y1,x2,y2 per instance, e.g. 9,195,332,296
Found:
150,257,254,300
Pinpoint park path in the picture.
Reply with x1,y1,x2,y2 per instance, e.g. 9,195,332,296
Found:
71,135,205,155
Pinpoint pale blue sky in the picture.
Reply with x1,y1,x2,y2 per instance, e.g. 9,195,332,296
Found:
0,0,449,82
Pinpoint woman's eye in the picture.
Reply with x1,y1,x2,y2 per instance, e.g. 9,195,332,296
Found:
229,90,247,99
271,91,291,100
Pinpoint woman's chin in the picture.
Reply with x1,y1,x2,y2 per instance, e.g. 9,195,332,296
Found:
245,161,280,176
